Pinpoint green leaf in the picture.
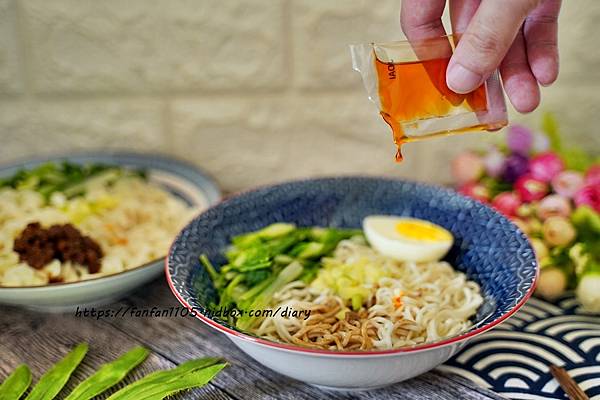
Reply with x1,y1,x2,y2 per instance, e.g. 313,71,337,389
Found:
64,347,149,400
541,112,562,152
0,364,32,400
223,274,247,304
203,223,361,327
62,169,122,198
236,261,303,330
199,255,220,285
254,222,296,239
237,275,275,304
112,363,226,400
236,259,272,272
481,177,512,198
243,269,271,287
572,206,600,232
231,223,296,248
538,112,596,171
572,206,600,254
26,343,88,400
585,260,600,275
560,147,594,172
0,162,143,201
107,358,222,400
298,260,320,283
298,242,330,259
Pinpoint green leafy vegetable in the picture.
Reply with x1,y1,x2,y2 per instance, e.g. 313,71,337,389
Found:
26,343,88,400
236,261,304,330
109,364,226,400
107,358,224,400
64,346,149,400
0,364,32,400
200,223,362,328
1,346,226,400
0,161,146,201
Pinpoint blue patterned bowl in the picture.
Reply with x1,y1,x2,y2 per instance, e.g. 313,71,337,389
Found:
167,177,538,390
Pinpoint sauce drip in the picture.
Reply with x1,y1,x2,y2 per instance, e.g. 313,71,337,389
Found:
375,56,490,162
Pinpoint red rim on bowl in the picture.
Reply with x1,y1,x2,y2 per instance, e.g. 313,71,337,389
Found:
165,254,538,357
165,176,538,357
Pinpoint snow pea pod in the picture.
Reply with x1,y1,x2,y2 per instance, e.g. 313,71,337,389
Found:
121,363,227,400
64,346,149,400
26,343,88,400
0,364,32,400
107,357,222,400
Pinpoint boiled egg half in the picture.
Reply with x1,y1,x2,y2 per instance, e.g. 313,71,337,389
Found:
363,216,453,262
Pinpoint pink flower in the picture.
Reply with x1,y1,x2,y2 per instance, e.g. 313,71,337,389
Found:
515,175,549,202
537,194,572,220
574,184,600,213
585,164,600,186
483,147,506,178
458,182,490,203
492,192,522,217
529,152,565,182
551,170,585,198
507,125,533,155
532,132,550,153
452,152,485,185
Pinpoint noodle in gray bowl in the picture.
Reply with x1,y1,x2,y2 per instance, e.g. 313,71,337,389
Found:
0,152,220,312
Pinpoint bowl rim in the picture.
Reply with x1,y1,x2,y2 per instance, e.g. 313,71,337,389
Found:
165,175,539,357
0,150,221,291
0,257,164,291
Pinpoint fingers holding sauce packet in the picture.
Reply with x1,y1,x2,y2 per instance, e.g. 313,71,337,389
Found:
350,34,508,162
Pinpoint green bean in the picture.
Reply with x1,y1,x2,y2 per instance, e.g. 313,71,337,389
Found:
110,363,226,400
107,358,222,400
64,346,149,400
0,364,32,400
131,363,226,400
26,343,88,400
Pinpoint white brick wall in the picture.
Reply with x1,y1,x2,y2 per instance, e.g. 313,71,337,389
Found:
0,99,165,159
23,0,287,93
0,0,21,94
292,0,400,89
0,0,598,191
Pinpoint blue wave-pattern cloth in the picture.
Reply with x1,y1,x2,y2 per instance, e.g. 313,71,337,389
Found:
442,295,600,400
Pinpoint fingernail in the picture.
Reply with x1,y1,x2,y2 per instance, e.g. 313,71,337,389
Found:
447,63,483,94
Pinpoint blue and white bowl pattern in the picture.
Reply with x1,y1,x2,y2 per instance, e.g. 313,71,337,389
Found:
442,294,600,400
169,177,537,347
167,177,538,389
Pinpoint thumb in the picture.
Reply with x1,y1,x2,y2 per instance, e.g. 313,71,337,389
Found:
447,0,541,94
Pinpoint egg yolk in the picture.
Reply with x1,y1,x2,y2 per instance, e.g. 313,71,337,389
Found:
395,221,451,242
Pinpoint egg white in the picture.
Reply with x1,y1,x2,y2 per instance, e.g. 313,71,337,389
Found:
363,215,453,262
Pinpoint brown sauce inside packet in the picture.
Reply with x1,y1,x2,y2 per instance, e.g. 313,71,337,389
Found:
375,56,490,161
350,35,508,162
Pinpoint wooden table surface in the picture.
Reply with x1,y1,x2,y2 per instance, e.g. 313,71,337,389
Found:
0,277,504,400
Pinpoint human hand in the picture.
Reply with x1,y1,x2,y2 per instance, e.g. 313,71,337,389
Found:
400,0,561,113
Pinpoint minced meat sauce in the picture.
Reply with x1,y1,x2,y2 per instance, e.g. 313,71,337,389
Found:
13,222,103,274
